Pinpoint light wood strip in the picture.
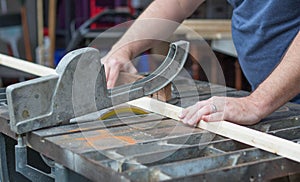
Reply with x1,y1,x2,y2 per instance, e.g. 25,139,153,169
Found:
0,54,56,76
175,19,232,39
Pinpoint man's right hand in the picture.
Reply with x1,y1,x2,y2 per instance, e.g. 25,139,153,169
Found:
101,49,137,89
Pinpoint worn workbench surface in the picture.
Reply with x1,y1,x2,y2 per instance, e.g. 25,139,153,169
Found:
1,79,300,181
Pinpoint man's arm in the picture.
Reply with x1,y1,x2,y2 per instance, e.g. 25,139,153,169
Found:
249,31,300,117
180,31,300,125
102,0,204,88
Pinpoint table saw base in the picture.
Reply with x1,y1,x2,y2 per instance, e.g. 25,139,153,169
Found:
0,133,92,182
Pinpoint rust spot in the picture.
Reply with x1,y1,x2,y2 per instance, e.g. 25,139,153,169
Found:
22,110,30,119
76,130,136,145
114,136,136,145
76,135,136,144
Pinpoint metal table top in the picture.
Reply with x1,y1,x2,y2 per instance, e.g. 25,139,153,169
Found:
1,79,300,181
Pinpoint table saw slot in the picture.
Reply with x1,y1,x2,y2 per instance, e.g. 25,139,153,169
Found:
100,139,234,168
70,113,165,134
97,132,221,158
101,140,241,172
77,132,229,163
146,148,279,178
91,113,163,128
171,79,229,96
269,127,300,141
173,90,249,109
252,116,300,132
129,140,254,168
172,84,238,98
109,141,181,157
171,133,226,144
80,135,231,169
259,104,300,122
209,140,251,152
165,132,219,145
180,90,248,104
109,121,193,141
171,85,216,99
134,144,225,167
171,79,225,93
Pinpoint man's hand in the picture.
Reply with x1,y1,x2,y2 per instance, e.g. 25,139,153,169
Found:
101,50,137,89
179,96,263,126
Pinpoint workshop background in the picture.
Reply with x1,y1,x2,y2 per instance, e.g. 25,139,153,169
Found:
0,0,251,91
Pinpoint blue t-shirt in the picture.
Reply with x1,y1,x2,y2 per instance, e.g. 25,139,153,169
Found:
227,0,300,103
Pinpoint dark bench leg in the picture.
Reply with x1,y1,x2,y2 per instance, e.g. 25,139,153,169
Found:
0,133,10,182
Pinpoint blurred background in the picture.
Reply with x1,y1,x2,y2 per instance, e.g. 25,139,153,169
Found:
0,0,250,90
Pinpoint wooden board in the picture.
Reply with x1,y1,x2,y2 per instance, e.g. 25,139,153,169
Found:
128,97,300,163
0,53,56,76
175,19,232,40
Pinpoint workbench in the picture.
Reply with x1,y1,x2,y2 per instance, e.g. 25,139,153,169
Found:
1,77,300,182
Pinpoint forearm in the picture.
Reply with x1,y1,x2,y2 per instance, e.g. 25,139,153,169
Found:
248,31,300,117
179,31,300,126
110,0,204,59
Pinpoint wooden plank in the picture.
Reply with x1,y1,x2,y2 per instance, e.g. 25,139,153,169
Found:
153,83,172,102
0,53,56,76
128,97,300,163
175,19,232,40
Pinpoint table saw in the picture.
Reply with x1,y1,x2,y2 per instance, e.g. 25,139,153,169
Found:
0,41,300,182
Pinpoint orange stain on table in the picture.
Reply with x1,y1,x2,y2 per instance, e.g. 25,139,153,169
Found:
114,136,136,144
76,130,136,145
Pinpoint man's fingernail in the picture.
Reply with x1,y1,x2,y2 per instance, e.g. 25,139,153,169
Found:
107,82,112,89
